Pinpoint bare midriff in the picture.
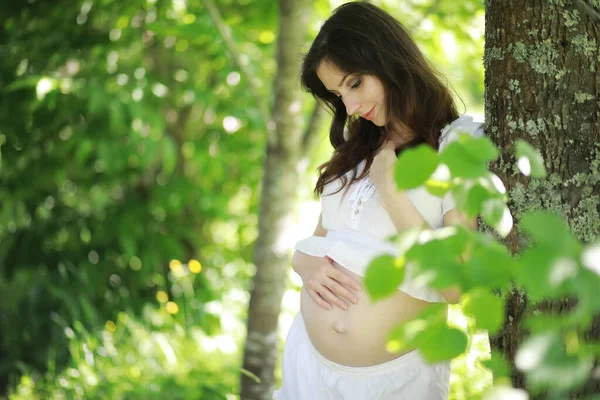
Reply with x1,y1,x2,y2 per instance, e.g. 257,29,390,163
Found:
300,259,437,367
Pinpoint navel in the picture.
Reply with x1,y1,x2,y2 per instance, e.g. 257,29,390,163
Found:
332,321,346,334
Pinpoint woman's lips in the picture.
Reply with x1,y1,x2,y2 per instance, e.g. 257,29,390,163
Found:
361,106,375,120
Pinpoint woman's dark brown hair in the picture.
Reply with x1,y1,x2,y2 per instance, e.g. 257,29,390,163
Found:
301,1,460,196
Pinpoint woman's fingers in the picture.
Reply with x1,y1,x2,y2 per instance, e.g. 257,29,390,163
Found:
304,257,362,311
331,269,362,292
309,289,332,310
327,278,359,305
322,287,349,310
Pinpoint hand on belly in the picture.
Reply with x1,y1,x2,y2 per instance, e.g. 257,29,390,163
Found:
300,261,432,367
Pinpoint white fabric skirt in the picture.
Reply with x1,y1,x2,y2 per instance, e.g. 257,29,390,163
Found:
273,312,450,400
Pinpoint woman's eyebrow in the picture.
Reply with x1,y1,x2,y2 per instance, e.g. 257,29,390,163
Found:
327,73,352,93
337,73,351,87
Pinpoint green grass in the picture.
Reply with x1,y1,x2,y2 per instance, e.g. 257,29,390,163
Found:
8,305,241,400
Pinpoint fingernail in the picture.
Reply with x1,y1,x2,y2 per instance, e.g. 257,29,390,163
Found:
352,298,358,304
343,305,347,310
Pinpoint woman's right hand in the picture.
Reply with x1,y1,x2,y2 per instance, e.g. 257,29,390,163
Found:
292,251,362,311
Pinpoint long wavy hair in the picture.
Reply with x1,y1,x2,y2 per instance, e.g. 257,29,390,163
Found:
301,1,460,196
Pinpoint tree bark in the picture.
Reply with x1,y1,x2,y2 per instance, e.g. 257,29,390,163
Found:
485,0,599,397
240,0,311,399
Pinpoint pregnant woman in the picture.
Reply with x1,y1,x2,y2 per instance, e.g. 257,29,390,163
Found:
273,3,483,400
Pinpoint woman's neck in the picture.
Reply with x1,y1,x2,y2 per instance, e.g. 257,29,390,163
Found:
384,120,416,148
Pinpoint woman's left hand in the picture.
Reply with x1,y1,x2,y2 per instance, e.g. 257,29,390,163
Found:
369,140,398,198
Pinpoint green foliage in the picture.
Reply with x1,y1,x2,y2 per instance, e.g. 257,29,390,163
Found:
462,289,504,334
363,255,405,301
366,134,600,398
8,306,241,400
515,331,593,394
0,0,496,398
439,135,493,179
516,212,582,302
481,351,511,383
386,303,468,363
515,140,547,178
0,0,267,395
393,145,439,189
463,236,514,291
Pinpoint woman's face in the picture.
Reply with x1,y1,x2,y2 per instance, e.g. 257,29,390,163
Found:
316,61,387,127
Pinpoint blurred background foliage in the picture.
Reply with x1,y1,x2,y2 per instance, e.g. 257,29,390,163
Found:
0,0,485,398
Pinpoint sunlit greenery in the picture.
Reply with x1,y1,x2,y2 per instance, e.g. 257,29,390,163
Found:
365,132,600,398
0,0,498,398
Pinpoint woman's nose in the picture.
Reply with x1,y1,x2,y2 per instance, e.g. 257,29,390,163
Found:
343,97,360,116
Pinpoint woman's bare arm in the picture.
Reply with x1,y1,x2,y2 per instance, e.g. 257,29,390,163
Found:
292,213,362,310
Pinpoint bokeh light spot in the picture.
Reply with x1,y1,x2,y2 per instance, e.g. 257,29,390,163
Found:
106,320,116,332
129,256,142,271
188,259,202,273
259,31,275,44
223,116,241,133
166,301,179,314
226,71,241,86
169,259,182,271
156,291,168,303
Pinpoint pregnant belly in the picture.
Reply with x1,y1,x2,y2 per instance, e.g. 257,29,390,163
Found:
300,260,437,367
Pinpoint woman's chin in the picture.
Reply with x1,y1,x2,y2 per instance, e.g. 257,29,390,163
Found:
371,118,385,127
372,114,386,127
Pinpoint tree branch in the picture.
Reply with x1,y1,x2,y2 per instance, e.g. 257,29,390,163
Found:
202,0,271,126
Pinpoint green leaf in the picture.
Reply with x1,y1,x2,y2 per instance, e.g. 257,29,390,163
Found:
459,135,499,163
465,183,496,217
464,238,514,290
516,140,547,178
393,145,439,189
515,247,552,301
386,303,448,353
515,332,593,392
463,289,505,334
439,141,488,178
406,238,462,289
524,313,579,332
419,324,468,363
567,267,600,319
364,255,405,302
481,198,513,237
520,211,580,254
514,245,575,301
481,351,511,381
424,178,451,197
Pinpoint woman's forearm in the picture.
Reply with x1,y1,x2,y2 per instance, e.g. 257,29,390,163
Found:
380,189,464,304
379,188,432,231
292,250,318,279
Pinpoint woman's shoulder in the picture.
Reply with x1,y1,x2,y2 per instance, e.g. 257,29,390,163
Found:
438,114,485,152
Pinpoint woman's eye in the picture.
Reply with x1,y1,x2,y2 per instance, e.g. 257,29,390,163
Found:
351,79,361,89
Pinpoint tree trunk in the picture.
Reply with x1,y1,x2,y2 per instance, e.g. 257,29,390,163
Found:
485,0,599,397
240,0,311,399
